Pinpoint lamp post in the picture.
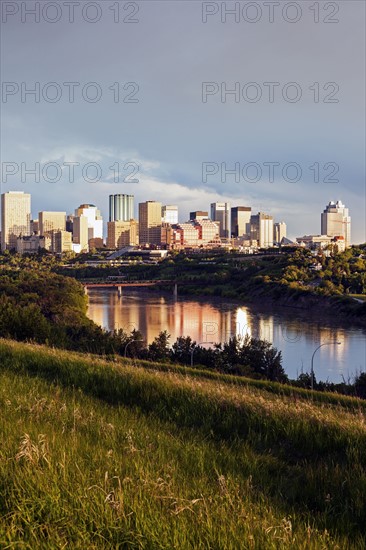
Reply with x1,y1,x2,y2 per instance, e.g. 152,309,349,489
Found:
310,341,341,390
124,340,133,358
190,342,215,367
124,335,145,359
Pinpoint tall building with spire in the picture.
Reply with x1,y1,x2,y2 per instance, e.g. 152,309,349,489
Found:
1,191,31,251
321,200,351,247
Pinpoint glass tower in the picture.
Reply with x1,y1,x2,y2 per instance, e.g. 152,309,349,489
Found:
109,194,134,222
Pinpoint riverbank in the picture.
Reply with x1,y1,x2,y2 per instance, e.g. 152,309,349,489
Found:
171,281,366,329
87,287,365,384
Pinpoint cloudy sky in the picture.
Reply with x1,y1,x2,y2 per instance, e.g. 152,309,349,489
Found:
1,0,365,242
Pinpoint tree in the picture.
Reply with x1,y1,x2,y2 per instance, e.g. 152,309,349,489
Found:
125,329,146,359
148,331,170,362
354,373,366,399
171,336,195,365
239,335,287,382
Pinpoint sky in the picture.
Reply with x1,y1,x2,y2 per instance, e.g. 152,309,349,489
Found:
1,0,365,243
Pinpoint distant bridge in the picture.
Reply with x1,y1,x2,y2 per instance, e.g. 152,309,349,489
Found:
83,280,179,297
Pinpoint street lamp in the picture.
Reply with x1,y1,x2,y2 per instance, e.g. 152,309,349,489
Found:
124,339,133,358
190,342,215,367
310,341,342,390
124,335,145,359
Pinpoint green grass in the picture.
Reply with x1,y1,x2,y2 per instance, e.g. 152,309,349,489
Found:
1,339,366,548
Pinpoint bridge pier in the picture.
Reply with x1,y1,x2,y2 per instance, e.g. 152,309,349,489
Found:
117,286,122,298
173,283,178,298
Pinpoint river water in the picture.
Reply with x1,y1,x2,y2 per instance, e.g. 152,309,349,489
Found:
87,288,366,383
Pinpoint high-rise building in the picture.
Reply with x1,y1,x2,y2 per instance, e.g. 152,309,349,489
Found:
190,211,208,221
51,230,73,254
162,205,178,225
321,200,351,247
75,204,103,242
39,211,66,236
210,202,231,239
1,191,31,251
139,201,162,245
250,212,274,248
66,215,74,233
73,215,89,252
107,220,139,249
273,222,287,244
30,219,39,234
109,194,134,222
231,206,251,238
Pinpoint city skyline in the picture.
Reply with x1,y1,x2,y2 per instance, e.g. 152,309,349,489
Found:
1,2,364,244
0,189,355,250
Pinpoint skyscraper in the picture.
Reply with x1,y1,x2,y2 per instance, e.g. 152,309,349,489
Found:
250,212,274,248
162,205,178,224
107,220,139,249
190,211,208,221
109,194,134,222
273,222,287,244
231,206,251,238
210,202,231,239
321,200,351,247
139,201,162,245
73,215,89,252
75,204,103,241
39,211,66,236
1,191,31,251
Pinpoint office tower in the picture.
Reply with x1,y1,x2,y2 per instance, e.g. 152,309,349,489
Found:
321,200,351,247
273,221,287,244
66,215,74,233
39,211,66,236
231,206,251,238
190,211,208,221
162,205,178,225
139,201,162,245
73,215,89,252
109,194,134,222
250,212,274,248
51,230,73,254
107,220,139,249
1,191,31,251
75,204,103,241
210,202,231,239
30,219,39,234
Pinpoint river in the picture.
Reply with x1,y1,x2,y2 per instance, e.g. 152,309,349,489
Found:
87,288,366,383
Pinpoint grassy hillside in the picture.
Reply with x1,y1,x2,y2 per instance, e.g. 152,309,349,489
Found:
1,340,366,548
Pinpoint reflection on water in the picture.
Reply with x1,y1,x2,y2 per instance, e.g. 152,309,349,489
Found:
87,289,366,383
